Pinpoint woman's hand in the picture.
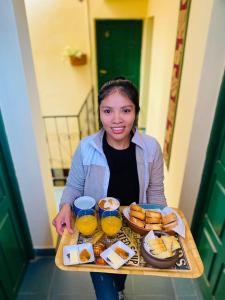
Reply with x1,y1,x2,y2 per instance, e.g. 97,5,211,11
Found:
52,203,74,235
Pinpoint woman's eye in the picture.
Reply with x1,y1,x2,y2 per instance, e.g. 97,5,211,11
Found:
103,109,111,114
122,108,131,113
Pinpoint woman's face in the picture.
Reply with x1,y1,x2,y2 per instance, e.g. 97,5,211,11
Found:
99,91,136,149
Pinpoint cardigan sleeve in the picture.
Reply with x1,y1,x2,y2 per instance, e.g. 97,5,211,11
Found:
146,140,167,207
59,142,85,210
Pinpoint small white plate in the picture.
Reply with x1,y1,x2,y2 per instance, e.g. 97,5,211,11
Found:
100,241,135,269
63,243,95,266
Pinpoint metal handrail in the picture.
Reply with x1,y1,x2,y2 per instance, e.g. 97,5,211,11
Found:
43,87,97,170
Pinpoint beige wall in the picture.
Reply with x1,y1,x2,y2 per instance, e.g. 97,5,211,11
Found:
145,0,219,217
0,0,57,248
24,0,92,116
145,0,180,206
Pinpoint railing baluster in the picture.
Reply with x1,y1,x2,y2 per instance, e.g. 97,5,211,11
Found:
43,87,97,185
55,117,64,169
66,116,73,159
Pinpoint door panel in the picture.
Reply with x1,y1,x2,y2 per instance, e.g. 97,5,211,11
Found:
193,72,225,300
0,113,31,299
96,20,143,90
214,266,225,299
198,228,217,278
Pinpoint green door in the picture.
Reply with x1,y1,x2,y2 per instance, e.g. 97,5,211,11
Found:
0,113,33,299
96,20,143,90
192,72,225,300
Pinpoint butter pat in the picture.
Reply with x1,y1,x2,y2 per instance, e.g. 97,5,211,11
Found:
70,249,79,264
107,251,124,268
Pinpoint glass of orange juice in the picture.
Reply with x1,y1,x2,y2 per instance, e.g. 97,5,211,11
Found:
101,210,122,245
76,209,97,242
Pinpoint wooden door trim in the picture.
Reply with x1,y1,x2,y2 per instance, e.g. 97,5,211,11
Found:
0,113,34,258
191,71,225,240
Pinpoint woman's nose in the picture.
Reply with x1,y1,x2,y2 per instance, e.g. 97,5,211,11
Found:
112,112,122,123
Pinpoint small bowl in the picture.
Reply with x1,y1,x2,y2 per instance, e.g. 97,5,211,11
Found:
98,197,120,217
73,196,96,215
141,232,179,269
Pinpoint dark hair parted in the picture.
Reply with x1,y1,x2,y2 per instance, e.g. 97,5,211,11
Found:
98,77,140,116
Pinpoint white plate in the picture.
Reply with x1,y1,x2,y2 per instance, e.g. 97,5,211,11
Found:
63,243,95,265
100,241,135,269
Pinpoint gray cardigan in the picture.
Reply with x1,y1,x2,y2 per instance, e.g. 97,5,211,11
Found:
60,129,167,209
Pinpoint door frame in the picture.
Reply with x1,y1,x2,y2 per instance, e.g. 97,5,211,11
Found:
191,71,225,239
0,112,34,258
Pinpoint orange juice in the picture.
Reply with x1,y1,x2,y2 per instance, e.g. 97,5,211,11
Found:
101,216,122,236
76,215,97,236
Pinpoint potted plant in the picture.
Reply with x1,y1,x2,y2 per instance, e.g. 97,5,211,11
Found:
63,46,87,66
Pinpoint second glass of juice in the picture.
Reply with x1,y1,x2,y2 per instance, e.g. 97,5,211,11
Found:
101,210,122,245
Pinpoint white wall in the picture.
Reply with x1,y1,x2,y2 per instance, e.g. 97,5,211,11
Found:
0,0,57,248
179,0,225,223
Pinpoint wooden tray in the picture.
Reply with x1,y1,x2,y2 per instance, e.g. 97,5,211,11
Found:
55,207,204,278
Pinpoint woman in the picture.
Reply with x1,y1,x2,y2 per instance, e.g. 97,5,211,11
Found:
53,77,167,300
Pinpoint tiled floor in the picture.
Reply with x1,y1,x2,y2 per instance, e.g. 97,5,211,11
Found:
17,256,204,300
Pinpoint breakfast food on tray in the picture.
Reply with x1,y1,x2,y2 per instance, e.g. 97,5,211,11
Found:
93,242,105,257
162,212,177,232
114,247,129,260
79,248,91,262
127,204,180,235
107,251,124,268
93,242,107,265
130,203,145,214
147,235,181,259
145,223,163,231
90,230,104,245
130,216,145,228
161,236,180,251
69,249,79,264
129,204,163,231
130,209,145,220
99,197,119,210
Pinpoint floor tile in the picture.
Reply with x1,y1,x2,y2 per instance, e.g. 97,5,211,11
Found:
17,293,48,300
130,276,175,297
172,278,195,296
18,257,55,294
129,296,175,300
124,275,133,294
177,296,200,300
49,294,96,300
50,269,94,296
193,279,204,300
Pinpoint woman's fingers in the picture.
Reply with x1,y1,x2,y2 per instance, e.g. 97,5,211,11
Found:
55,218,64,236
65,215,74,234
52,204,73,235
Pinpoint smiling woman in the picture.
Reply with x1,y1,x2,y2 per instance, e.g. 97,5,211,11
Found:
53,77,167,300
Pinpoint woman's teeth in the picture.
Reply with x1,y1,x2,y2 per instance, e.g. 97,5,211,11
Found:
111,127,124,133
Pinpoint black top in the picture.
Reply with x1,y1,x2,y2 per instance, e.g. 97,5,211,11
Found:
103,133,140,206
